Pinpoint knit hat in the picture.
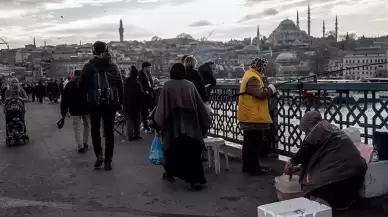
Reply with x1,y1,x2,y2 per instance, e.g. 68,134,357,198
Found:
250,57,268,70
298,111,323,133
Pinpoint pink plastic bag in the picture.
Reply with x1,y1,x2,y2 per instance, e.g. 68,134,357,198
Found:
354,142,373,163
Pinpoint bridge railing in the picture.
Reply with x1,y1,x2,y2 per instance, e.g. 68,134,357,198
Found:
209,83,388,157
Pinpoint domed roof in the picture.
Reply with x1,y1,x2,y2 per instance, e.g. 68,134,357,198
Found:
279,19,296,27
242,44,260,53
276,52,297,62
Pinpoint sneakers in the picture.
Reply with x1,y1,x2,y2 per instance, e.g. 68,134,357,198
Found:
94,155,112,171
104,162,112,171
77,143,89,153
94,155,104,168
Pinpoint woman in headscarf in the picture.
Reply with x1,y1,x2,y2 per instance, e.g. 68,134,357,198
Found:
284,111,367,210
183,55,209,102
154,63,211,191
4,78,28,101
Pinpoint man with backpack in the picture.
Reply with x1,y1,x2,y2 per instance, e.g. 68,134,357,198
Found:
78,41,123,171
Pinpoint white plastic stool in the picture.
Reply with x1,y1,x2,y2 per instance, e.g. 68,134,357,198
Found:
204,137,230,174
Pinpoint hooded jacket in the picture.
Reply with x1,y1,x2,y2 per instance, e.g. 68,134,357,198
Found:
292,111,367,195
60,77,89,117
198,63,217,93
123,76,144,118
78,53,123,106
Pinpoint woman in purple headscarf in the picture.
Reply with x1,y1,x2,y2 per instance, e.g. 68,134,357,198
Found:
284,111,367,210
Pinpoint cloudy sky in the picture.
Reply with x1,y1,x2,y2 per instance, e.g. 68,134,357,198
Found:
1,0,387,48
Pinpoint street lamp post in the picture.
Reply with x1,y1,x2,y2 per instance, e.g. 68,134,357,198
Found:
0,38,11,76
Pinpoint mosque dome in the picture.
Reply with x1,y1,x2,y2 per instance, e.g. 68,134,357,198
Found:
266,19,309,47
279,19,296,27
276,52,297,63
242,44,260,53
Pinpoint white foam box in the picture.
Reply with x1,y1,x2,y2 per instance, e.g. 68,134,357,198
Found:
360,160,388,198
258,197,332,217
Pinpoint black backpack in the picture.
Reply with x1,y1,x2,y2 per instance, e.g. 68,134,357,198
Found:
87,64,117,107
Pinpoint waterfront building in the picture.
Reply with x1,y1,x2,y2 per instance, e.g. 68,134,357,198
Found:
326,58,343,77
343,47,387,80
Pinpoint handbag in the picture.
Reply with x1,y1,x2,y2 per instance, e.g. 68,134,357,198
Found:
148,135,165,165
57,117,65,129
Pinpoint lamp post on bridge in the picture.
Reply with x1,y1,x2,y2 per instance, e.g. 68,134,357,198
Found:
0,38,11,77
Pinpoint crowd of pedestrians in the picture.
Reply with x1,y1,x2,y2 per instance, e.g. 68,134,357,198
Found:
0,43,371,210
0,78,62,104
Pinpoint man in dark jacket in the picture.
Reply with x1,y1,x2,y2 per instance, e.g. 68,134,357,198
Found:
198,61,217,95
123,66,144,141
35,81,46,103
138,61,154,133
61,70,90,153
47,80,60,103
78,41,124,171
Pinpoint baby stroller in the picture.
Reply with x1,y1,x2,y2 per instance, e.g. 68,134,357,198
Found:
4,98,29,146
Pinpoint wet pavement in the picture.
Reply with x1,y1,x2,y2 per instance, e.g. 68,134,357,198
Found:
0,102,387,217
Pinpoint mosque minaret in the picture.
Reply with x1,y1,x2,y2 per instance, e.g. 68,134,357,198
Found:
322,20,325,38
307,4,311,36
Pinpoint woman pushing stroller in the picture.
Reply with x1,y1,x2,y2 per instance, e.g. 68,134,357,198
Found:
4,78,28,144
4,78,28,101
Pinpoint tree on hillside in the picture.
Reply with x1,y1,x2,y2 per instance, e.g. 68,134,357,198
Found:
176,33,194,39
339,32,357,41
151,36,162,41
325,30,336,37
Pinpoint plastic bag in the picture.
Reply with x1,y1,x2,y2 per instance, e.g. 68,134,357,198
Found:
148,135,165,165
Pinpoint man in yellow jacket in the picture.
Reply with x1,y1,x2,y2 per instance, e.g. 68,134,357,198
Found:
237,58,277,176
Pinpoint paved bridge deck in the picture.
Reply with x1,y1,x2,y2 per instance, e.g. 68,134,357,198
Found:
0,103,387,217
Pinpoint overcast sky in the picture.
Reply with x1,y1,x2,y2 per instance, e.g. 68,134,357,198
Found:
1,0,387,48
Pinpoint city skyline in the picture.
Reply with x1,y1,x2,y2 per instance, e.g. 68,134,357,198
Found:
1,0,388,48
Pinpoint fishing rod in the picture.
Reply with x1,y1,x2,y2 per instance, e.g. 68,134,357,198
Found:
193,28,216,55
275,61,388,87
143,27,219,63
230,61,388,97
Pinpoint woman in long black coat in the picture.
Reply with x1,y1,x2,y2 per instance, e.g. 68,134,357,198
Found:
123,66,145,141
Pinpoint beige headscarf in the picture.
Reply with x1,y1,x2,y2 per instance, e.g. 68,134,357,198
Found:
10,78,21,90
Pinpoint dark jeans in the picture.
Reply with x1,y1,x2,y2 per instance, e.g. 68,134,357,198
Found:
38,96,43,103
90,104,116,163
127,118,141,137
307,174,365,209
242,129,267,172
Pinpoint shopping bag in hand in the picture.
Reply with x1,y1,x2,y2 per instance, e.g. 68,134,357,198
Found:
148,135,165,165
